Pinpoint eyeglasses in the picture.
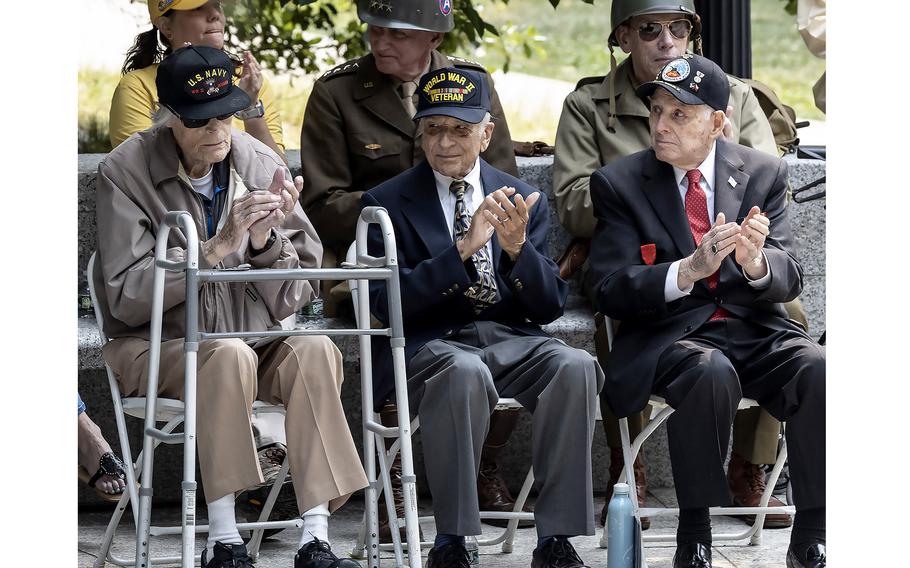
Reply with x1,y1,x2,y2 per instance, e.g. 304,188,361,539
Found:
177,112,235,129
637,19,692,42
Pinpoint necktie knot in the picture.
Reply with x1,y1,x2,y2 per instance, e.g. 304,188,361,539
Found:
400,81,417,98
449,179,467,199
399,81,418,118
686,169,702,187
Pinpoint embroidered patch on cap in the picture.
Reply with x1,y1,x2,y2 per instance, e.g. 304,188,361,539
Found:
185,67,230,98
661,59,690,83
439,0,452,15
421,70,476,103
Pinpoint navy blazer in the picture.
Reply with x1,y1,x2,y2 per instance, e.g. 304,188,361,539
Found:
361,159,568,409
588,140,806,418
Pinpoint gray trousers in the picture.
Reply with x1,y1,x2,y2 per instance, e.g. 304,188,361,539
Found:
407,321,604,538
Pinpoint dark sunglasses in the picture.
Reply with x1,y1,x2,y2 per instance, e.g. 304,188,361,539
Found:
637,19,692,42
177,112,235,129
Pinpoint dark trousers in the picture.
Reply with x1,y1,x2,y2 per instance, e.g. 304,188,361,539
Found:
654,317,825,511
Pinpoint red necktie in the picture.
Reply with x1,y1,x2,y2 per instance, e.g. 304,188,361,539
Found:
684,169,727,320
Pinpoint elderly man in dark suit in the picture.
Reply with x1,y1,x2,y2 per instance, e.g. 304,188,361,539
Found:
588,54,825,568
361,67,603,568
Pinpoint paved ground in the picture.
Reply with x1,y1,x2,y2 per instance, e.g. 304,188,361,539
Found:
78,489,792,568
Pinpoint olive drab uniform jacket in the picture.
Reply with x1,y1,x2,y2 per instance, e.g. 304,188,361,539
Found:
553,58,777,239
299,51,518,251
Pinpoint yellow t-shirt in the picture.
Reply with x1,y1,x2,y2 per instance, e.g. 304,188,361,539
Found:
109,63,284,151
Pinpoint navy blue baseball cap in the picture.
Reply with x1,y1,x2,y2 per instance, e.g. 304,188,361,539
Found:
636,54,730,112
156,45,251,120
414,67,491,124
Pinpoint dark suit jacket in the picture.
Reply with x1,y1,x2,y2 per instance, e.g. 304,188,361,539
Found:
300,51,517,250
588,139,805,417
361,159,568,409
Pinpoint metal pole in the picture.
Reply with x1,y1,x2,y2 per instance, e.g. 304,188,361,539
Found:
179,214,200,568
694,0,752,78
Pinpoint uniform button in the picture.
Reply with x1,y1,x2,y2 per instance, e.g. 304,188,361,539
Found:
452,283,459,291
716,297,724,304
514,280,523,291
444,329,453,336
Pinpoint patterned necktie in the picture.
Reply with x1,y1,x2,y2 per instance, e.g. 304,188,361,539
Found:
684,169,728,320
399,81,418,118
451,180,499,313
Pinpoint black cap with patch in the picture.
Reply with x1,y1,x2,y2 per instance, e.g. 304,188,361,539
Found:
156,45,251,120
636,54,729,112
414,67,491,124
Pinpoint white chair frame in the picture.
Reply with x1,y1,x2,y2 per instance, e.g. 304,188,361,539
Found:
599,317,795,548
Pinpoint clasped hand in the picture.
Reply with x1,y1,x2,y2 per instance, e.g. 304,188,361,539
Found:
678,206,770,289
457,187,540,262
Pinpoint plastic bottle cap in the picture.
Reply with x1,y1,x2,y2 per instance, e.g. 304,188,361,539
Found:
613,482,631,495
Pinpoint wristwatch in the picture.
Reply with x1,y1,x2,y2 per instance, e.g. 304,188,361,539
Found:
234,99,265,120
250,230,277,255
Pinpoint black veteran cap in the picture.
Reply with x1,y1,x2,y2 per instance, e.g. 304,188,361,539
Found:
156,45,251,120
636,54,729,112
414,67,491,124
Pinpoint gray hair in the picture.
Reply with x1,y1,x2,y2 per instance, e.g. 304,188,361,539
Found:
417,112,493,137
151,105,179,130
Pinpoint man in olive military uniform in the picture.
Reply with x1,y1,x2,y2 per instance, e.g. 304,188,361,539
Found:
553,0,801,530
298,0,528,540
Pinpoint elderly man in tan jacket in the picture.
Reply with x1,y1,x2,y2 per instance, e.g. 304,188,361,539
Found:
94,45,367,568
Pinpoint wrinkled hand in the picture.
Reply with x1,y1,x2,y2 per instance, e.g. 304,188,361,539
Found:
203,191,282,264
678,213,739,289
722,105,734,141
734,205,770,279
482,186,540,261
237,51,263,110
457,198,495,262
248,172,304,248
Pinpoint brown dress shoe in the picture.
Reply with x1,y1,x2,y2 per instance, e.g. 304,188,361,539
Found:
600,448,650,530
727,453,793,529
478,408,534,528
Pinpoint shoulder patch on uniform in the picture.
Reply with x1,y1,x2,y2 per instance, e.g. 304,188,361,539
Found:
574,75,606,91
319,61,360,81
449,56,487,71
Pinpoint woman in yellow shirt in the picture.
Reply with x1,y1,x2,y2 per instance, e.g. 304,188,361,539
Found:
110,0,286,162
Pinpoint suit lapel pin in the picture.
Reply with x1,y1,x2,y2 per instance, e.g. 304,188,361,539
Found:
728,176,737,188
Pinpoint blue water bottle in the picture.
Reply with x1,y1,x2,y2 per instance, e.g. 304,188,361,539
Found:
607,482,635,568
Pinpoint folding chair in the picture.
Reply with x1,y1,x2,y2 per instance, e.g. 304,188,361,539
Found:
86,207,406,568
598,316,795,548
345,243,539,568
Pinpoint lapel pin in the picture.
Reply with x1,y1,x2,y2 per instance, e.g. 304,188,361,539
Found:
728,176,737,188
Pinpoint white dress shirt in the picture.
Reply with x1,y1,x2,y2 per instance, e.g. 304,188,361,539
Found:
432,158,494,261
664,142,771,302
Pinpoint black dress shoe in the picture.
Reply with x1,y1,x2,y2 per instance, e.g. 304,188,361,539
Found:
531,537,590,568
672,542,712,568
426,543,470,568
202,542,255,568
786,543,826,568
295,537,362,568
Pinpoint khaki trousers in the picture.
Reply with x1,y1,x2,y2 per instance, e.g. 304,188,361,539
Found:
103,335,368,513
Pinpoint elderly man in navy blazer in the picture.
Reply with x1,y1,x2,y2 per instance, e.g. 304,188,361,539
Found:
361,67,603,568
588,55,825,568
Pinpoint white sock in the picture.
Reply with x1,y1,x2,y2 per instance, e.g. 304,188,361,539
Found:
207,494,243,552
299,502,330,548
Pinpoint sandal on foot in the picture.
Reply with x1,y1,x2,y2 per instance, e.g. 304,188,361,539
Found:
78,451,127,503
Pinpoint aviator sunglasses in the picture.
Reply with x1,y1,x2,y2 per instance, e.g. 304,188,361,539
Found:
637,19,693,42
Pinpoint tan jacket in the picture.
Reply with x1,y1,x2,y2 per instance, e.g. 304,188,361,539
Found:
94,127,323,342
553,59,777,239
299,51,518,250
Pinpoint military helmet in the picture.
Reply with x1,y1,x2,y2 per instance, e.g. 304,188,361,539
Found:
357,0,454,33
608,0,701,46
